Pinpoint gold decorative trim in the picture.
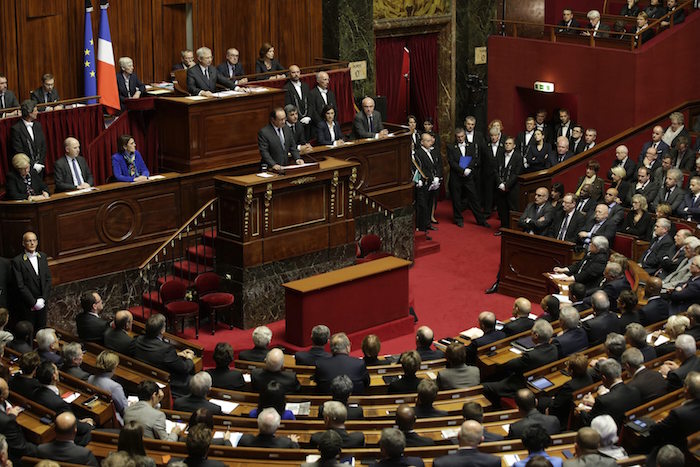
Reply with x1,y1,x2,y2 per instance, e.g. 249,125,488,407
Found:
264,183,273,232
349,167,357,215
330,170,339,218
290,176,316,185
244,187,253,237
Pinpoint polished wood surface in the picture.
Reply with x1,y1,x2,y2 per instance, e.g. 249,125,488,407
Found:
155,87,285,172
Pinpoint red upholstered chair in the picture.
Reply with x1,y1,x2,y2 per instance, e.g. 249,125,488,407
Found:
356,234,391,264
160,280,199,339
613,233,635,259
194,272,234,335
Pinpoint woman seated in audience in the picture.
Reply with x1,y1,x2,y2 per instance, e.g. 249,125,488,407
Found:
189,408,232,446
249,380,295,420
634,12,655,46
436,342,480,390
653,314,690,357
654,203,677,240
620,0,640,17
617,290,640,329
112,134,150,182
388,350,423,394
539,295,560,322
609,166,631,204
5,153,50,201
620,194,653,239
7,320,33,354
538,353,592,427
89,350,129,424
525,129,550,172
575,160,604,202
317,104,344,146
254,42,285,79
361,334,386,367
118,421,156,467
591,415,628,460
549,183,566,215
0,308,13,348
205,342,245,391
644,0,665,19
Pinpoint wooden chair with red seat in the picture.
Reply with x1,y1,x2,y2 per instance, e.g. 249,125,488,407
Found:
160,280,199,339
194,272,234,335
356,234,391,264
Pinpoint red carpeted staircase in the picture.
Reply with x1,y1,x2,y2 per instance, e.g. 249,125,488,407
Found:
414,231,440,257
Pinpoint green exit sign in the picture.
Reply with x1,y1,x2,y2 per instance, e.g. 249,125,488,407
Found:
534,81,554,93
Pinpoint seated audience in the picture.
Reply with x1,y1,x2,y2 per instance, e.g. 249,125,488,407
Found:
620,0,640,16
552,307,588,358
173,423,226,467
518,187,554,235
374,427,425,467
568,282,588,311
583,262,630,312
644,0,666,18
656,154,675,187
206,342,245,390
548,192,587,242
629,166,659,207
295,325,331,366
508,389,560,439
688,304,700,340
414,379,448,418
7,320,33,354
578,204,617,247
656,230,693,278
437,342,479,390
396,404,434,447
118,422,155,466
670,137,695,171
639,125,669,164
255,42,285,79
284,104,313,153
124,380,181,440
103,310,135,356
112,134,150,182
620,194,653,238
576,161,604,204
5,153,49,201
117,56,146,108
563,427,617,467
582,291,621,346
173,371,222,415
503,297,535,336
621,347,667,403
361,334,389,367
662,112,690,149
315,332,369,394
553,236,609,290
0,378,38,464
638,277,670,325
216,48,247,84
53,137,94,192
188,408,232,446
624,323,655,362
37,412,97,466
608,145,636,183
301,430,344,467
352,97,387,140
588,333,627,383
616,290,639,329
251,347,301,394
461,401,503,442
678,176,700,222
30,73,61,110
318,375,364,420
388,350,422,394
238,325,272,362
61,342,90,381
668,256,700,313
513,426,562,467
640,218,674,274
539,294,560,322
634,12,655,45
432,420,501,467
9,351,41,395
172,49,195,71
584,9,610,38
654,315,690,358
590,415,627,460
578,359,642,425
415,326,444,360
465,311,506,364
249,380,295,420
311,401,364,448
538,353,593,427
652,168,686,212
647,371,700,454
317,104,344,146
88,350,128,422
186,46,241,96
660,334,699,391
655,444,686,467
0,309,12,348
0,73,20,115
76,290,110,343
238,407,300,448
36,328,61,365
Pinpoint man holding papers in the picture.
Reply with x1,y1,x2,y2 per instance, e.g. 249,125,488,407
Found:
258,108,304,172
447,127,489,228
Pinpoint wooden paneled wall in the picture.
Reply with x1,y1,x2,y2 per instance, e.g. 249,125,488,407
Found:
0,0,322,102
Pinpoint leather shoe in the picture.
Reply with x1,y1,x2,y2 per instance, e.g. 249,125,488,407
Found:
485,281,499,294
494,231,502,236
455,220,464,228
425,233,432,241
428,225,438,231
479,221,491,228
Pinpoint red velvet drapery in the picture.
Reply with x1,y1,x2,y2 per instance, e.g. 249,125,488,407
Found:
376,37,409,124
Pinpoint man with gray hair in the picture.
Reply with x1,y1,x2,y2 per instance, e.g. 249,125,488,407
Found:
578,204,617,247
310,400,364,448
553,235,608,289
579,359,641,425
503,297,535,336
583,291,621,346
251,348,301,394
552,306,588,358
239,325,272,362
583,262,630,312
315,332,369,394
415,325,444,360
640,218,675,273
318,375,364,420
653,168,686,212
661,334,700,391
295,324,331,366
648,372,700,457
563,427,616,467
584,9,610,37
61,342,90,381
622,347,667,402
669,255,700,314
173,371,222,415
309,71,337,127
433,420,500,467
374,427,425,467
238,407,300,448
624,322,656,362
36,328,61,365
186,46,239,97
655,445,685,467
687,303,700,340
662,235,700,292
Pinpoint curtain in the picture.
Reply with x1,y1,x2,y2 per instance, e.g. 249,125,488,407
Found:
85,113,131,185
376,37,409,124
407,34,439,132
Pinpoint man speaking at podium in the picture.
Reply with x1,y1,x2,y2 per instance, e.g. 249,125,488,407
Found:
258,107,305,172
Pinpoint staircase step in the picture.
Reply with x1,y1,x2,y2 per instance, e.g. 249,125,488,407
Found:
141,290,164,310
156,275,194,288
202,230,217,247
414,232,440,258
172,260,214,280
129,305,156,321
187,245,215,266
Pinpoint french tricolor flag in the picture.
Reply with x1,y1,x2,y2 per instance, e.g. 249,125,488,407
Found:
97,0,119,111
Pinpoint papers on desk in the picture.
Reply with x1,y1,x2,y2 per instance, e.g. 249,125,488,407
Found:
156,381,166,389
282,161,317,169
581,314,595,322
146,88,172,95
460,327,484,340
426,371,437,380
247,86,269,93
256,172,275,178
285,401,311,416
549,273,571,280
62,392,81,404
148,175,166,180
440,428,459,439
648,334,670,346
209,398,239,414
165,420,187,433
213,90,244,98
214,430,243,447
65,187,97,196
185,95,208,101
502,423,510,434
243,373,252,383
509,348,522,355
553,293,571,304
528,313,539,320
503,454,520,466
127,396,139,406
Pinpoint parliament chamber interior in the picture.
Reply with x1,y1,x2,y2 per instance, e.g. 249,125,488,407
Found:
0,0,700,465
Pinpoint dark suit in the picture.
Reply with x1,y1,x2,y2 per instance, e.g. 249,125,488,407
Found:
608,158,637,182
546,150,573,168
53,155,94,192
0,90,20,110
568,251,608,290
549,210,586,243
315,354,370,394
619,210,653,238
539,373,593,427
206,367,245,390
414,145,442,231
295,346,331,366
484,344,558,400
666,355,700,391
588,22,611,38
417,346,444,361
584,277,631,312
116,72,146,108
4,169,48,200
352,110,384,139
639,140,670,162
251,368,301,394
0,257,10,308
507,408,560,438
37,440,98,466
238,433,300,448
403,430,434,447
581,382,641,425
186,65,236,95
238,347,268,362
553,328,588,358
495,150,523,229
638,296,669,325
629,180,660,207
583,312,621,346
570,138,586,155
503,317,534,337
652,185,686,212
579,216,617,246
133,335,195,397
310,427,364,448
30,87,60,105
8,375,40,396
64,364,91,381
515,130,535,155
640,234,674,273
466,329,506,365
309,87,337,126
433,448,501,467
216,61,245,81
317,121,343,145
103,328,135,356
284,79,311,118
447,141,486,225
648,399,700,451
677,192,700,222
258,123,301,168
554,122,575,142
9,119,47,168
518,202,554,235
413,404,448,418
0,409,38,464
169,457,226,467
33,387,92,445
669,275,700,314
371,456,425,467
173,394,223,415
11,249,51,330
628,367,667,403
75,312,110,343
287,121,308,146
388,375,422,394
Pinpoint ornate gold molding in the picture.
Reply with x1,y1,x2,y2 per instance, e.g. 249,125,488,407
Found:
244,187,253,237
349,167,357,215
330,170,339,217
290,176,316,185
264,183,273,232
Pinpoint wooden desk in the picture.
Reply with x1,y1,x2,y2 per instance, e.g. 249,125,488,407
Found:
155,87,285,172
283,256,411,346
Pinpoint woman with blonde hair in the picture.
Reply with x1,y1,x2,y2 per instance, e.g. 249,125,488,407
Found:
5,153,49,201
620,194,653,238
89,350,128,423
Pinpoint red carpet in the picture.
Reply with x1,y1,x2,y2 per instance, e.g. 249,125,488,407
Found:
180,200,541,367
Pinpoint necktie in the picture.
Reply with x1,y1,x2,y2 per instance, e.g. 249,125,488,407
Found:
369,115,374,133
558,214,570,240
577,200,585,211
44,94,48,103
71,158,83,185
643,238,658,262
204,68,209,80
0,94,4,109
653,142,658,149
590,222,601,236
277,127,285,147
665,189,671,201
125,77,131,97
